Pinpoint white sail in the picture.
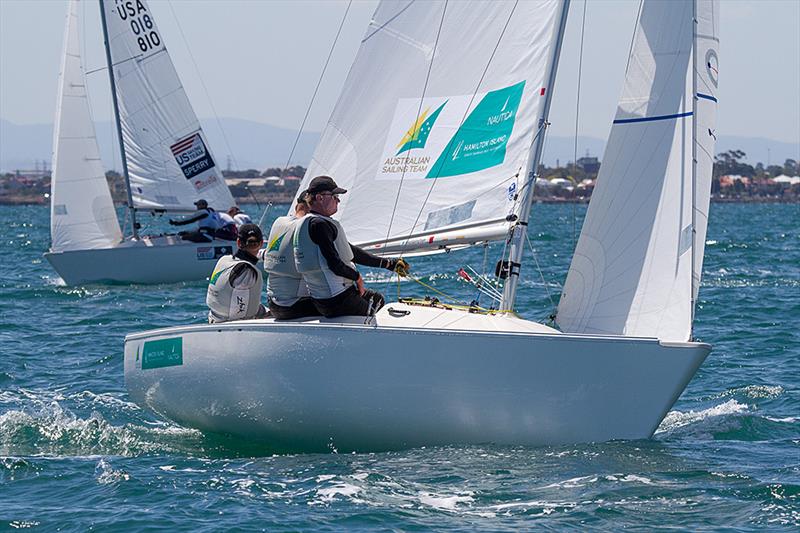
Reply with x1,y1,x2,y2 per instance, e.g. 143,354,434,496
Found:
101,0,234,212
557,0,698,342
692,0,720,305
51,0,122,253
299,0,565,252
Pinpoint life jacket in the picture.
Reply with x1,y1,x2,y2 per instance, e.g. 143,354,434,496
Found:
233,213,252,226
215,212,238,241
206,253,263,323
264,215,309,306
293,213,355,299
198,208,223,232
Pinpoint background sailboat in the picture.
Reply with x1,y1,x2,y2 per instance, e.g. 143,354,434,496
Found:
124,0,719,451
45,0,237,285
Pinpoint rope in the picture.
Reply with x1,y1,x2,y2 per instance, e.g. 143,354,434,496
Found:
381,0,519,303
255,0,352,224
571,0,588,250
400,295,513,316
378,1,449,299
524,228,556,312
166,0,242,183
279,0,352,177
399,0,520,250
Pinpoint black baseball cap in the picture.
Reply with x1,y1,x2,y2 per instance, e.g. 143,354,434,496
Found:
307,176,347,195
238,223,263,246
194,199,208,208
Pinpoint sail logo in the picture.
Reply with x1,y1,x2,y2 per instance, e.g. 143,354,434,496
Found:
377,81,525,181
396,102,447,155
170,133,217,181
427,81,524,179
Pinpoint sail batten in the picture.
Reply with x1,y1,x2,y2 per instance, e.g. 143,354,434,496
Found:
556,0,712,343
298,0,565,250
101,0,234,212
51,0,122,253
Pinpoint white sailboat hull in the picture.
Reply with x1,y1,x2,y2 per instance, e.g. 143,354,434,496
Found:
124,304,709,451
45,236,236,285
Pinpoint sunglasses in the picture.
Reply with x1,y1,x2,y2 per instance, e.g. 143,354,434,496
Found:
317,192,340,200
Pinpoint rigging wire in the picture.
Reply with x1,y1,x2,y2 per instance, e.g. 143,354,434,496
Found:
165,0,247,203
379,0,449,297
524,228,557,314
571,0,588,251
400,1,520,247
276,0,353,184
381,1,448,245
381,0,520,301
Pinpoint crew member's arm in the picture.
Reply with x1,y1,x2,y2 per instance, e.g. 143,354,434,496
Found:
228,263,259,320
351,245,396,270
169,210,208,226
307,218,359,281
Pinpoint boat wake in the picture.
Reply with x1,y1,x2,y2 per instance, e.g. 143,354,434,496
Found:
0,397,201,457
656,394,798,441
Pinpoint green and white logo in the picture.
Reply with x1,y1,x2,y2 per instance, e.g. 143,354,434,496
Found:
395,101,447,155
377,81,525,181
141,337,183,370
427,81,524,178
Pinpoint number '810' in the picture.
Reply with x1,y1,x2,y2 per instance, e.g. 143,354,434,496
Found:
130,15,160,52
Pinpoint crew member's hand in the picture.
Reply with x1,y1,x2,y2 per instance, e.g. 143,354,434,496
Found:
356,274,366,296
393,258,410,277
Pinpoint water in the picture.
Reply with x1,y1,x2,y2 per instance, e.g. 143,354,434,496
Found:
1,203,798,531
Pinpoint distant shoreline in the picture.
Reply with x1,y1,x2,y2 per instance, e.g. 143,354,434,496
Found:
2,196,798,206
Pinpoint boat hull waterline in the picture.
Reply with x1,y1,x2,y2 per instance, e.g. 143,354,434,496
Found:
124,307,709,451
45,236,236,285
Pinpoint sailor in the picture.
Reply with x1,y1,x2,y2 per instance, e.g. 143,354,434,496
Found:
263,190,320,320
169,199,228,242
293,176,410,318
217,208,240,241
230,206,253,227
206,223,268,323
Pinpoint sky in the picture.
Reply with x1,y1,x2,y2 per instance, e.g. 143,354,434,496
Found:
1,0,798,156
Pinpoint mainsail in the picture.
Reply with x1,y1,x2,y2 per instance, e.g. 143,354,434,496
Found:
298,0,566,254
101,0,233,211
51,0,122,252
557,0,719,342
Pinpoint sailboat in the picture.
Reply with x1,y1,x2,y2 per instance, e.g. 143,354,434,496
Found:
45,0,237,285
124,0,720,451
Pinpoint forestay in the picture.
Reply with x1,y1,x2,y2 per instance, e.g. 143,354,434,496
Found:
299,0,565,253
51,0,122,253
101,0,233,212
557,0,706,342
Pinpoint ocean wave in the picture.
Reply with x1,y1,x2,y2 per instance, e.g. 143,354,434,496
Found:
0,401,200,457
656,399,749,434
714,384,784,400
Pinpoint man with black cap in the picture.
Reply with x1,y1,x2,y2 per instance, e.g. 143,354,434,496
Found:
263,189,320,320
293,175,410,318
169,199,230,242
206,223,268,323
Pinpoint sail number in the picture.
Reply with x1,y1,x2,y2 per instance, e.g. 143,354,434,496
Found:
115,0,162,53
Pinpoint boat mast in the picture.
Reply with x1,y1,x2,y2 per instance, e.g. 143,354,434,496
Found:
500,0,571,311
690,0,698,338
98,0,138,239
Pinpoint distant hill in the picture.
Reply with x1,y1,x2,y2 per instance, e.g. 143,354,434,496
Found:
1,117,797,173
0,117,320,173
